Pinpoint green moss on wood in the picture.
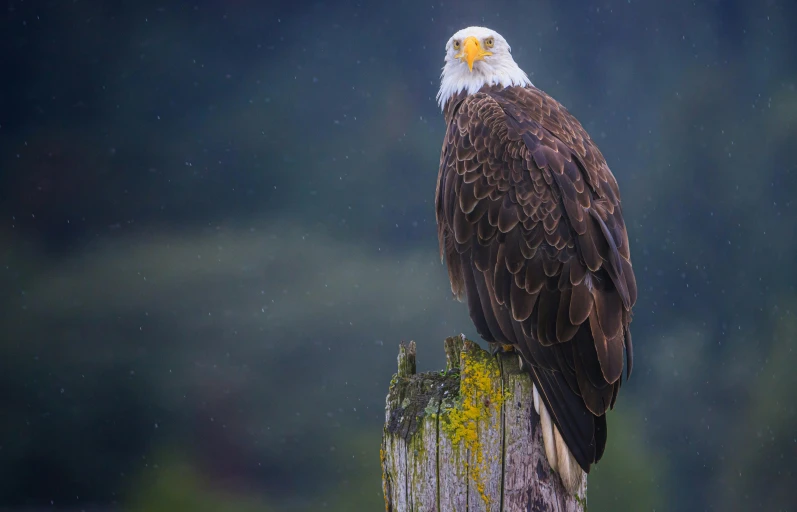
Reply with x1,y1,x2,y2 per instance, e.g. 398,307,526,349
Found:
444,335,465,372
385,366,459,441
397,341,417,378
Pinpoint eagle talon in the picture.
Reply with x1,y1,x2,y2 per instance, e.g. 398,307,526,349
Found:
488,342,515,356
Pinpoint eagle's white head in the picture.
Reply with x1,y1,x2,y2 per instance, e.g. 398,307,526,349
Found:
436,26,532,110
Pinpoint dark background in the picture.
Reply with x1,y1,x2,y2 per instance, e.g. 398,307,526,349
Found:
2,0,796,510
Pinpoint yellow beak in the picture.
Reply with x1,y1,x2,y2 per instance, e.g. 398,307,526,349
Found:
455,36,492,72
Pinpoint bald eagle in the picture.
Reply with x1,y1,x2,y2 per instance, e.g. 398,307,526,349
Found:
435,26,637,494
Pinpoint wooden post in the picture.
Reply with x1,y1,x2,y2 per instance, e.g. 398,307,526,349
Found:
381,335,587,512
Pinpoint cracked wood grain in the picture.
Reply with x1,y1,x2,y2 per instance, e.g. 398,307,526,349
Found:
381,336,587,512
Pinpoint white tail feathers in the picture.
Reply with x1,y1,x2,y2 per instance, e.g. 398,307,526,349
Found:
555,427,583,493
533,383,585,495
538,395,559,472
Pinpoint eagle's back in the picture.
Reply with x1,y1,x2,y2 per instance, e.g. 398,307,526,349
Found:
435,84,637,472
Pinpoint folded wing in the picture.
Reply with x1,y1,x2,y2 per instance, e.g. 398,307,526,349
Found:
435,85,636,472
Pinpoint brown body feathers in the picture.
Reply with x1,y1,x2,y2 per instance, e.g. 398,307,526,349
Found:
436,84,637,472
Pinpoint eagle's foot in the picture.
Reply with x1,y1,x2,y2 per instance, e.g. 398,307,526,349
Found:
487,342,515,356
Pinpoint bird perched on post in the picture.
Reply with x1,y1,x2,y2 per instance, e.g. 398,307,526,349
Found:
435,26,637,494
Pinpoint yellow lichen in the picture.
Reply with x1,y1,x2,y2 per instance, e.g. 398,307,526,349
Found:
440,343,506,508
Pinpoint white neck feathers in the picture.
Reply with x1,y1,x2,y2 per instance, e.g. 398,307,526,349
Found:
436,57,531,109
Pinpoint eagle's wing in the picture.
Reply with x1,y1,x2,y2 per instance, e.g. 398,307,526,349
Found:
435,86,637,472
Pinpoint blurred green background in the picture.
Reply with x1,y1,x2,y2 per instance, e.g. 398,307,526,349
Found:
2,0,796,510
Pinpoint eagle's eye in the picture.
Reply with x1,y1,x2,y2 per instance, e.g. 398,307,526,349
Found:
484,37,495,48
452,40,461,50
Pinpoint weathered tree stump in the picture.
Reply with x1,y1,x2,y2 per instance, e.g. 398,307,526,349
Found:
381,335,587,512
